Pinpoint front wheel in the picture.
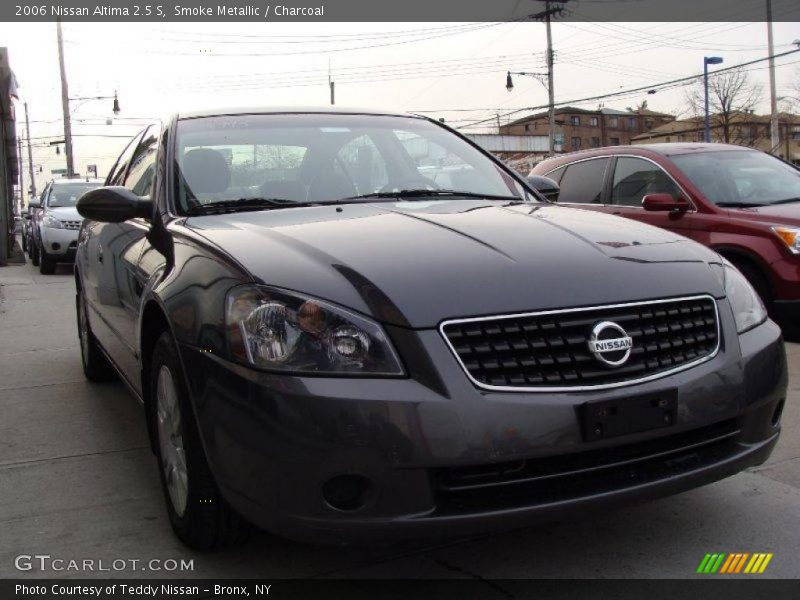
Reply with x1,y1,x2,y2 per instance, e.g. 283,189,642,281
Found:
150,332,251,549
39,246,56,274
30,241,39,266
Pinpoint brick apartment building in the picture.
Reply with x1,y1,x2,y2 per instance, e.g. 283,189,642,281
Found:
500,106,675,153
631,111,800,165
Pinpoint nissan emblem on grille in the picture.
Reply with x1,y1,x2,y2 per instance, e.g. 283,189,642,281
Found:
588,321,633,367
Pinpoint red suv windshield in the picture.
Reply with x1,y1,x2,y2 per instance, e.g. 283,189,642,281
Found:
671,150,800,207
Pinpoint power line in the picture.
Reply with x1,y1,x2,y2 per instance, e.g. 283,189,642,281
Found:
455,48,800,130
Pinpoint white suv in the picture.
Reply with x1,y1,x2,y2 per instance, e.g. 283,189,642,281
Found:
35,178,103,274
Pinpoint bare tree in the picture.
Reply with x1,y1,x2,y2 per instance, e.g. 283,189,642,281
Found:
626,100,648,113
685,67,762,144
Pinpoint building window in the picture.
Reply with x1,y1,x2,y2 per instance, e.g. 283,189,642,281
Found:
665,137,671,143
628,117,637,129
791,125,800,141
589,117,598,127
524,124,530,132
571,136,582,150
590,137,600,148
645,120,653,130
571,116,581,126
610,137,620,146
609,117,619,128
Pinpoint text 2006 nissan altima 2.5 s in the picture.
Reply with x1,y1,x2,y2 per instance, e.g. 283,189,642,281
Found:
75,107,787,550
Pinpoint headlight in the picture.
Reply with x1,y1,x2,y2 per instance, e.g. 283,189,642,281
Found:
714,259,768,333
226,285,404,375
772,226,800,255
42,215,63,229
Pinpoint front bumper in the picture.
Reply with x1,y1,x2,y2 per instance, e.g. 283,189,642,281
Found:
40,227,79,258
179,305,787,545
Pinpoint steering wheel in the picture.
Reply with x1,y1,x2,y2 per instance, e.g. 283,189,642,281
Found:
379,175,441,194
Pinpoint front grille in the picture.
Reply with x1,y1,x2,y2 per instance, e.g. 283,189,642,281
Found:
441,296,719,390
62,220,81,230
433,419,740,515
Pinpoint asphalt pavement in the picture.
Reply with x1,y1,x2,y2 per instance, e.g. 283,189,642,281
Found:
1,255,798,580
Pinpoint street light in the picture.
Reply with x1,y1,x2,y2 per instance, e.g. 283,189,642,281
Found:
703,56,723,143
506,70,554,155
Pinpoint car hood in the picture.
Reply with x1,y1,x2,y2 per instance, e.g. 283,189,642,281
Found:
728,202,800,225
185,200,724,328
46,206,82,221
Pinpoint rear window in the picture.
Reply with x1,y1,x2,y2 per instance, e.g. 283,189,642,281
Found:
557,158,610,204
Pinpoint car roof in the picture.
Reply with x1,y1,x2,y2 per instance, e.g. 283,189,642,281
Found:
626,143,754,156
50,178,104,185
176,106,424,120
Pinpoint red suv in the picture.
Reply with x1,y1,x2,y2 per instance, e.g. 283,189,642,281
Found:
530,143,800,331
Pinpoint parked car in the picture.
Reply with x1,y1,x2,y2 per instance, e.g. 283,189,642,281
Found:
76,108,786,550
33,178,103,273
530,144,800,331
22,195,41,255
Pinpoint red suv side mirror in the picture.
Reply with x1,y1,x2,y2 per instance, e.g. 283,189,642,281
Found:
642,193,690,212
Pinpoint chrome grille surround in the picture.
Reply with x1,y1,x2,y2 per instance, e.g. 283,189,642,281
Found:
440,295,721,392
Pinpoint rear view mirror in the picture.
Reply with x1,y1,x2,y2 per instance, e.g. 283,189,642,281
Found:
526,175,560,202
642,193,690,212
77,186,153,223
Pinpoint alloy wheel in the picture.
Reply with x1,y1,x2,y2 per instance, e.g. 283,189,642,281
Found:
156,366,189,517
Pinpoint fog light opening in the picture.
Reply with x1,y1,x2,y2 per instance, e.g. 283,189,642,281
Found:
51,243,61,251
322,474,371,511
771,398,785,427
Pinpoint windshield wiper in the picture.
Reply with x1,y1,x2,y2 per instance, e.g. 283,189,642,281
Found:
716,202,763,208
340,189,522,202
186,197,316,215
769,197,800,205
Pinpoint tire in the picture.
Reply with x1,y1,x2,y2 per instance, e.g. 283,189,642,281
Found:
30,240,39,266
76,287,116,382
39,246,56,274
150,331,252,550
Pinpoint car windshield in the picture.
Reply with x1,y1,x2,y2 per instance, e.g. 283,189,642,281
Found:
671,150,800,207
47,183,101,207
174,113,533,213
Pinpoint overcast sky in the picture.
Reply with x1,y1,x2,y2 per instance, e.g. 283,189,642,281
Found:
6,14,799,194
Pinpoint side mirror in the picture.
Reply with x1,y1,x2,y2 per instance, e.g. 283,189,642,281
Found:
28,198,41,209
526,175,560,202
77,186,153,223
642,193,690,212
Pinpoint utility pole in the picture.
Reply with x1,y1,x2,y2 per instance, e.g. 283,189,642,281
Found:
328,59,335,105
17,138,23,210
24,103,35,200
545,1,556,157
56,20,75,177
766,0,779,155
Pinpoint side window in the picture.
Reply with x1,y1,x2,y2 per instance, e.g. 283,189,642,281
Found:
557,158,610,204
123,128,161,197
545,165,566,184
107,130,146,186
336,134,389,195
611,157,680,207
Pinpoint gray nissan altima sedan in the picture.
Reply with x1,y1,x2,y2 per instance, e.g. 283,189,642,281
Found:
74,107,787,549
